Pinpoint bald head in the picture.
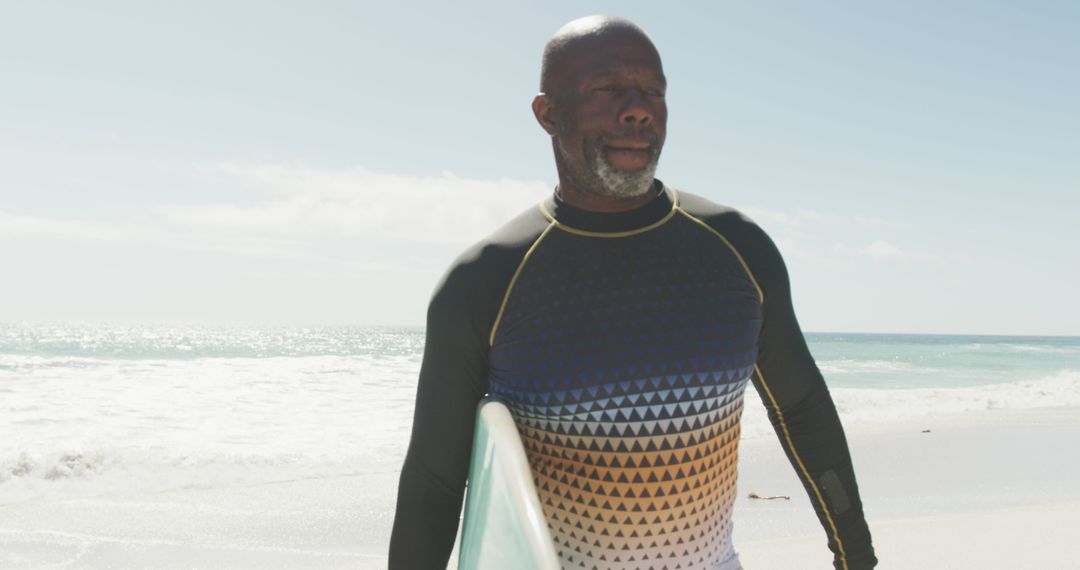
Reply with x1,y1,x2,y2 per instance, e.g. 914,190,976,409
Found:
540,16,659,94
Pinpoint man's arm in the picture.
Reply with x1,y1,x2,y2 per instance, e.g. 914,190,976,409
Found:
389,264,490,569
388,210,546,569
739,223,877,570
680,192,877,570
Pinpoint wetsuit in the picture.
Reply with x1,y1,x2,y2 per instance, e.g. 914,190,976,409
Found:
390,183,876,570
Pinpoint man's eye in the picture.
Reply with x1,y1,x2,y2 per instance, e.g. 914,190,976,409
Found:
647,88,666,98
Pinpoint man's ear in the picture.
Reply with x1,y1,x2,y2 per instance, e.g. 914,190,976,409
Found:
532,93,558,136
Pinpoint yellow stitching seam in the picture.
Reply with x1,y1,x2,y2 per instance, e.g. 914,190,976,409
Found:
538,188,680,238
553,210,676,238
755,364,849,570
676,204,847,567
538,200,556,223
488,222,557,346
674,208,764,303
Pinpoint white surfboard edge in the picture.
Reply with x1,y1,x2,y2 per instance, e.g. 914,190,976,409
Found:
458,399,560,570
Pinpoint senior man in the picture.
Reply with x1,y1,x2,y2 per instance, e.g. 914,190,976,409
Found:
390,15,877,570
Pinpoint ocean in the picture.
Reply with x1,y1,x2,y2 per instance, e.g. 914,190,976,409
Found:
2,322,1078,538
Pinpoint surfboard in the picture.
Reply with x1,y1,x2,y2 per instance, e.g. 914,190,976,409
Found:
458,399,560,570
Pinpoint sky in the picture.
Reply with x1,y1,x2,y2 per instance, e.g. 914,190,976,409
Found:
1,1,1077,335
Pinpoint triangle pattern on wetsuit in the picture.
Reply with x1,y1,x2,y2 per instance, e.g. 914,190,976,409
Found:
490,217,762,570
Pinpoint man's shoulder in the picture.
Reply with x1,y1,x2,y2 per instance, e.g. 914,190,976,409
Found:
675,189,770,244
672,187,787,282
433,201,551,300
451,202,549,270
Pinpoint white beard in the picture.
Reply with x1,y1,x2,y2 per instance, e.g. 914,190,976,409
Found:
559,137,660,200
591,147,657,199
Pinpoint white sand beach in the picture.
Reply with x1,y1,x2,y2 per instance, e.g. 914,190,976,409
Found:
3,404,1077,569
733,404,1080,569
738,502,1080,569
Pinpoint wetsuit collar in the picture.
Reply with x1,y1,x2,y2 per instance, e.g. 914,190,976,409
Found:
543,180,677,234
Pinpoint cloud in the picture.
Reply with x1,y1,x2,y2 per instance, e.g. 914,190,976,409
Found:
741,206,822,227
831,241,903,258
853,215,908,229
830,240,974,265
161,163,551,245
1,163,553,270
858,241,903,257
0,210,136,241
740,206,921,262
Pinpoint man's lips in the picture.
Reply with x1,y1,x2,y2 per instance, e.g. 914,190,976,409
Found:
598,134,660,168
603,136,656,152
603,141,656,170
605,142,652,151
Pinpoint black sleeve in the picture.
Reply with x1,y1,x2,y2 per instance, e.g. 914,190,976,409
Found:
388,257,491,569
735,221,877,570
681,193,876,570
388,209,547,570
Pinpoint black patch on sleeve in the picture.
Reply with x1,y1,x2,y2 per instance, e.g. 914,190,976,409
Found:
818,470,852,515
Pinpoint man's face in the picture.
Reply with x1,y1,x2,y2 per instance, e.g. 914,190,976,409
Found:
546,34,668,199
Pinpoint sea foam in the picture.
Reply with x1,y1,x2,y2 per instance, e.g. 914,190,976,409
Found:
740,369,1080,438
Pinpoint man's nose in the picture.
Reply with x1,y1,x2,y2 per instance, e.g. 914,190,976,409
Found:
618,91,654,126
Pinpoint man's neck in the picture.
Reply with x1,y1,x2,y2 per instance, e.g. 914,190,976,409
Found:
555,179,659,213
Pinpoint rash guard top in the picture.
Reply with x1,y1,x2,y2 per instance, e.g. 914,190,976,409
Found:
390,183,876,570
